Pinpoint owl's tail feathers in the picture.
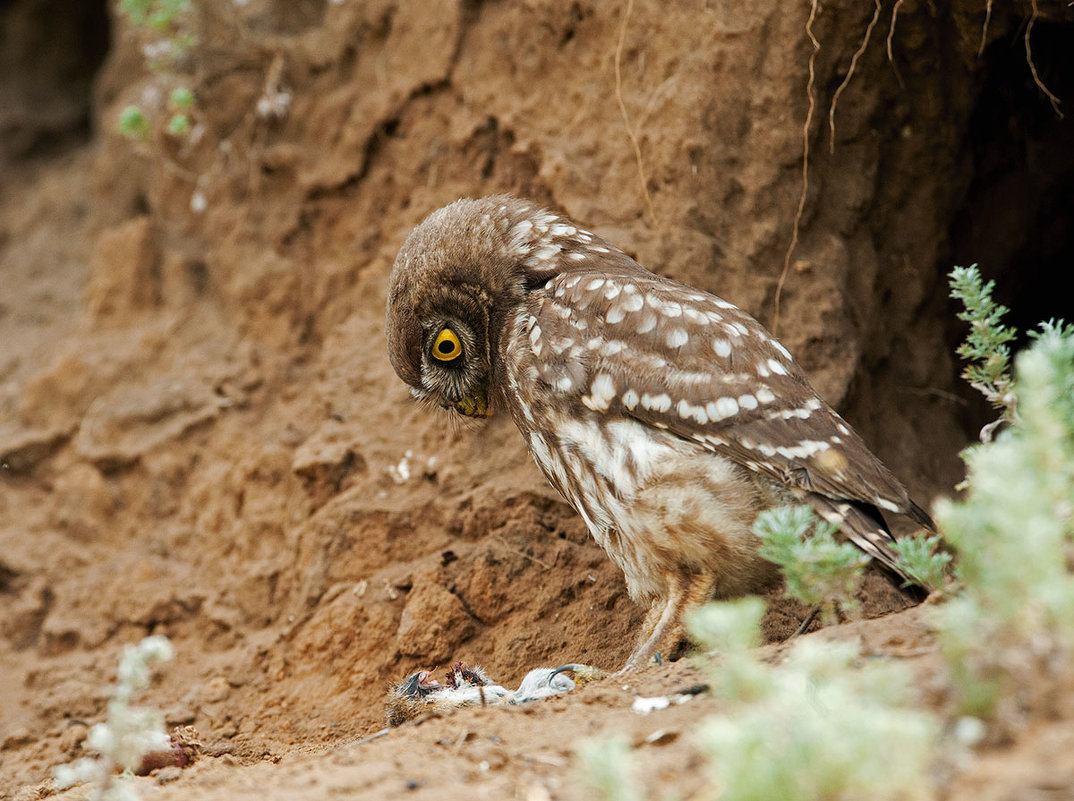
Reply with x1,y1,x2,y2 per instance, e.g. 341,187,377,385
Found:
907,499,936,533
799,493,914,584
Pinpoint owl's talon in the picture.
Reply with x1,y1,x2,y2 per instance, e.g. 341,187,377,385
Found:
548,663,585,680
549,664,607,685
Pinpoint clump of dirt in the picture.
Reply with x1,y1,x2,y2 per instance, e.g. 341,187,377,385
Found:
2,1,1071,798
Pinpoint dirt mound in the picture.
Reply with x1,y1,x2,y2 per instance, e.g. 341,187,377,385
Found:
2,1,1071,798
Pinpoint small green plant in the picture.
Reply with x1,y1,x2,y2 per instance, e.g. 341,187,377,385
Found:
166,86,195,135
891,534,951,592
574,735,640,801
575,598,940,801
115,0,198,142
169,86,194,112
755,505,867,624
53,636,174,800
119,0,189,31
949,265,1018,438
118,105,150,141
165,113,191,136
687,597,768,701
941,266,1074,723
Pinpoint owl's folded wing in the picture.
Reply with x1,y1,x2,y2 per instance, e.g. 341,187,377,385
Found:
528,268,934,556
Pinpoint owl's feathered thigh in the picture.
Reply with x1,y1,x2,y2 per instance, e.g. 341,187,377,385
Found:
386,196,934,668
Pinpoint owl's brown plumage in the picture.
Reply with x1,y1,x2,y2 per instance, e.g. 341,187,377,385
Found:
386,195,934,668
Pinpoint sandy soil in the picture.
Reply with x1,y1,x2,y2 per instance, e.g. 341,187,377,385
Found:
2,1,1072,799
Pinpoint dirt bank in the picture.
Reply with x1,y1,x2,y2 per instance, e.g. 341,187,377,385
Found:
2,1,1071,798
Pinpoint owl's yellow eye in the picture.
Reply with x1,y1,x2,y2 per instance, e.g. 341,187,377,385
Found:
432,328,463,362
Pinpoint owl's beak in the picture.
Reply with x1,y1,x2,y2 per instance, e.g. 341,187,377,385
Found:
451,385,492,418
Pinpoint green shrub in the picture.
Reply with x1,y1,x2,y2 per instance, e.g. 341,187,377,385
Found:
949,265,1018,437
119,0,190,33
754,505,866,624
115,0,197,142
689,601,938,801
936,319,1074,721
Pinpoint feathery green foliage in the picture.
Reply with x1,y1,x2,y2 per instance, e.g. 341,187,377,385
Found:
169,86,194,112
949,265,1018,435
119,0,190,33
687,597,767,701
165,113,191,136
576,600,938,801
689,601,938,801
936,321,1074,721
755,505,867,623
574,736,641,801
115,0,197,141
891,534,951,592
942,268,1074,722
118,105,150,141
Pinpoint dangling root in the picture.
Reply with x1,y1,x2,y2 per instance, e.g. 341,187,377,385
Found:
614,0,657,225
886,0,906,87
775,0,820,336
977,0,993,57
828,0,882,154
1025,0,1063,118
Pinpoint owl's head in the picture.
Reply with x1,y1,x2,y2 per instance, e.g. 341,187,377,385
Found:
386,195,576,417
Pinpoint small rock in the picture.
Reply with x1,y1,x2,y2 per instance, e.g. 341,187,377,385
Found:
155,766,184,784
1,727,33,750
0,423,67,473
73,374,226,468
395,577,474,663
202,676,231,704
58,722,89,754
642,728,679,746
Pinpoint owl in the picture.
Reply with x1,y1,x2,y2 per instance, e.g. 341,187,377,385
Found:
386,195,934,669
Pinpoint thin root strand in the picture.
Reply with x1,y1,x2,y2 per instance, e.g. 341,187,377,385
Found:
829,0,882,154
886,0,906,87
978,0,993,57
614,0,658,225
1025,0,1063,118
776,0,820,336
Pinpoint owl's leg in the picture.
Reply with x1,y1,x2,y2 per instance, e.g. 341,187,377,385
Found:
623,571,714,670
623,600,674,670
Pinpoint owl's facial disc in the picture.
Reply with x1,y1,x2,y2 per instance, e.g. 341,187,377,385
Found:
420,319,493,418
